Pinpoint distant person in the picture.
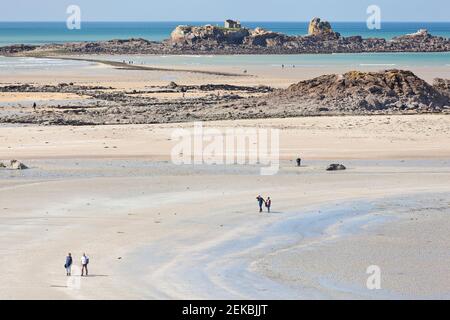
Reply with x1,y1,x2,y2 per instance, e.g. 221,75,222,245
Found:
256,195,265,213
282,64,285,69
265,197,272,213
181,87,187,98
64,253,73,276
81,253,89,276
32,102,37,112
296,158,302,167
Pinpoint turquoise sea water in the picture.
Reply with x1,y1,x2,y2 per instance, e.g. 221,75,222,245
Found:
0,21,449,45
0,22,449,69
1,52,449,71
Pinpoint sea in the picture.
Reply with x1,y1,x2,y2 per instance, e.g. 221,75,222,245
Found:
1,21,450,45
0,21,449,69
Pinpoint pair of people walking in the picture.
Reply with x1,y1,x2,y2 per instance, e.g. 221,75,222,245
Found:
64,253,90,277
256,195,272,213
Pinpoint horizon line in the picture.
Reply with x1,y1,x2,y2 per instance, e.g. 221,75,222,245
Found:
0,20,449,23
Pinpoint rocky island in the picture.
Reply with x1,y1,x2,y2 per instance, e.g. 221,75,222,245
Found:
1,18,450,56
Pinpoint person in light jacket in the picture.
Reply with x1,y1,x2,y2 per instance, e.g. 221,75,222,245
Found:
81,253,89,276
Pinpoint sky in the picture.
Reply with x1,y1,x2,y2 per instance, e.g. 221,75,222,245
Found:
1,0,449,22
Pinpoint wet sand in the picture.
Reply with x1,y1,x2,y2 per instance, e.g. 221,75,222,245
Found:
1,53,449,299
1,55,449,92
0,116,449,299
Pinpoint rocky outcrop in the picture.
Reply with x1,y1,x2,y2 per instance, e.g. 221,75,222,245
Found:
3,18,449,55
38,38,164,55
0,44,37,55
170,25,250,45
308,17,340,39
278,70,450,112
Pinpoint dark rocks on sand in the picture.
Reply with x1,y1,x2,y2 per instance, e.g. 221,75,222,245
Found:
326,164,346,171
9,160,29,170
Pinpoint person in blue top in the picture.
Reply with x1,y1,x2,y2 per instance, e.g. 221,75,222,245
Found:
64,253,73,276
256,195,265,213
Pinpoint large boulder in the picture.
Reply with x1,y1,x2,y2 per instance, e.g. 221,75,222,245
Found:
326,164,346,171
9,160,28,170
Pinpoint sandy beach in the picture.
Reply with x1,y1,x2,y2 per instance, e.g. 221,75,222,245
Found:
2,1,450,307
1,115,449,299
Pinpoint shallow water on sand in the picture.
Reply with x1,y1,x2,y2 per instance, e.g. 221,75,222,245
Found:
121,192,450,299
94,52,450,68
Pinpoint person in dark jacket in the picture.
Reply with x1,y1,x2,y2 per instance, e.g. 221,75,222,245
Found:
65,253,73,276
256,195,265,213
265,197,272,213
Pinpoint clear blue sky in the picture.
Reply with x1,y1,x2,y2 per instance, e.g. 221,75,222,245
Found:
2,0,449,22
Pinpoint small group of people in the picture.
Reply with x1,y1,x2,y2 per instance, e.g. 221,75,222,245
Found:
256,195,272,213
64,253,90,277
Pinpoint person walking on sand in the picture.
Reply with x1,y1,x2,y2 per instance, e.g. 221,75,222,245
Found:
256,195,265,213
265,197,272,213
81,253,89,276
64,253,73,276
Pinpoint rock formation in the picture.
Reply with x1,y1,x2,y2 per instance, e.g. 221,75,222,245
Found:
3,18,449,55
327,164,347,171
308,17,340,39
278,69,450,112
170,25,250,45
0,160,29,170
